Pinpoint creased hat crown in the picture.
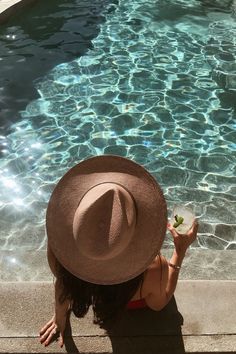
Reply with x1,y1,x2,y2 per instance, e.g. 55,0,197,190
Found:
72,183,136,260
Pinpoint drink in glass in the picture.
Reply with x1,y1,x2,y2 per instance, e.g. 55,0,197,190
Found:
170,205,195,235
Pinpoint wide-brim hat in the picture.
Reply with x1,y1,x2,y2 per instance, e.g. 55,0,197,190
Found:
46,155,167,285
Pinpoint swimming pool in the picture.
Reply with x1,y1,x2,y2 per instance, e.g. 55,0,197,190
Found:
0,0,236,279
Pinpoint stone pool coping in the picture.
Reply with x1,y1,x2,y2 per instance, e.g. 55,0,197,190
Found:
0,0,38,23
0,280,235,353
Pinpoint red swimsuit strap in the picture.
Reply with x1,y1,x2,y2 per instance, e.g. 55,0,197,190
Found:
126,298,147,310
126,268,148,309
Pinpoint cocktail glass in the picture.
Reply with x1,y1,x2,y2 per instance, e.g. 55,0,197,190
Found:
170,205,195,235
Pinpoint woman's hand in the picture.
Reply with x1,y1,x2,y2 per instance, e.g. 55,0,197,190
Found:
40,277,71,347
39,312,67,348
168,220,198,256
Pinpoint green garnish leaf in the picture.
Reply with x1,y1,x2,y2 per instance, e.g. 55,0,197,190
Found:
173,215,184,228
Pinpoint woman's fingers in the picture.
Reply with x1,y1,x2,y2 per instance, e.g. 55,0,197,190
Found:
168,219,199,251
187,219,198,235
41,325,60,347
167,223,180,238
168,220,198,237
39,319,54,335
44,328,59,347
40,323,56,344
39,317,66,347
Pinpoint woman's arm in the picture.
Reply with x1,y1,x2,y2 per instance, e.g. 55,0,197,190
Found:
39,277,71,347
145,221,198,310
164,248,186,304
39,245,71,347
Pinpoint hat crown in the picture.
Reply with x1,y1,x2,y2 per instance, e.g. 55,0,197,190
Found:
47,155,167,284
73,183,136,260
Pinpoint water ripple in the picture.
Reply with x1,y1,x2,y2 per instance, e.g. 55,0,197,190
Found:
0,0,236,253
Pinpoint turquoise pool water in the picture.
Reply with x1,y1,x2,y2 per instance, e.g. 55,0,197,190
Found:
0,0,236,259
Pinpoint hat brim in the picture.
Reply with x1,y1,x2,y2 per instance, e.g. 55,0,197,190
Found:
46,155,167,284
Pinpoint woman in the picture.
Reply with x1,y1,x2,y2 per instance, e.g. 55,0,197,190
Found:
39,155,198,348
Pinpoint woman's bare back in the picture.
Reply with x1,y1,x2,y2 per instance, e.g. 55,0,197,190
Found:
130,254,169,310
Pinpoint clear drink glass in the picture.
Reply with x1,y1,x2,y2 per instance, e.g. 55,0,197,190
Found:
170,205,195,235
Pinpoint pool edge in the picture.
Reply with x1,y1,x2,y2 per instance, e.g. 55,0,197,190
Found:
1,249,236,281
0,280,235,353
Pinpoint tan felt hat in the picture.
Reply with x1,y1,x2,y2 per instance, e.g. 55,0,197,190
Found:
46,155,167,284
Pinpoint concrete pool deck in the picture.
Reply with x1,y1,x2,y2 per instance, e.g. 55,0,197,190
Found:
1,248,236,352
1,250,236,352
0,280,236,353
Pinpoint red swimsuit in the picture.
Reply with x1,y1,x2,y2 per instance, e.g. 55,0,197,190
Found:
126,298,147,309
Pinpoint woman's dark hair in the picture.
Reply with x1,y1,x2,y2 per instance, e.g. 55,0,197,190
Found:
55,260,144,327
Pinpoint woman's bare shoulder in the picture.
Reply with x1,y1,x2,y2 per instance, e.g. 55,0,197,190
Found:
141,254,169,310
130,254,167,301
148,254,168,270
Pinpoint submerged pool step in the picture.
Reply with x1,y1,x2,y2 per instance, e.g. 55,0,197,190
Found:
0,280,235,353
